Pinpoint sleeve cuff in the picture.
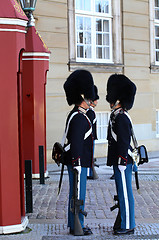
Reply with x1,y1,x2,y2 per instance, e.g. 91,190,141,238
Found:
72,157,81,167
118,155,127,166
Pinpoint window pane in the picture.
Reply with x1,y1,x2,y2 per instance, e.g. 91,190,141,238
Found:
96,33,102,45
103,34,109,45
84,0,91,11
85,17,91,30
77,32,83,43
103,113,108,125
95,0,102,12
157,123,159,135
156,51,159,61
97,127,101,139
77,46,84,58
103,0,109,13
76,16,92,59
95,0,109,13
155,26,159,37
156,39,159,49
155,0,159,19
76,16,83,30
101,113,105,125
95,19,110,59
103,20,109,32
97,114,101,125
76,0,91,11
155,0,159,7
96,112,109,141
155,9,159,20
85,32,91,44
101,127,106,139
96,19,102,31
85,46,92,58
156,111,159,136
103,47,110,59
96,47,102,58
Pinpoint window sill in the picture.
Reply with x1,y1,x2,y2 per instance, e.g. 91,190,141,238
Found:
68,61,124,73
150,64,159,73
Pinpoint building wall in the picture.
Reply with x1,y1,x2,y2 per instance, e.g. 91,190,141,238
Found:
34,0,159,162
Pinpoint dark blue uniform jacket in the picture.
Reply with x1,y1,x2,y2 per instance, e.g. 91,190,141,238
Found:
107,108,133,166
86,107,97,140
64,105,93,168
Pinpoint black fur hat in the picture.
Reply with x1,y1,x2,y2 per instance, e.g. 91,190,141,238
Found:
106,74,136,110
64,69,95,105
94,85,99,101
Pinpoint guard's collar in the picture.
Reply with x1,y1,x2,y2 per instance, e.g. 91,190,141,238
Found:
78,106,87,114
112,107,125,116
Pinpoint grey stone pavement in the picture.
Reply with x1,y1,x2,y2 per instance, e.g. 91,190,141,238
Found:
2,152,159,240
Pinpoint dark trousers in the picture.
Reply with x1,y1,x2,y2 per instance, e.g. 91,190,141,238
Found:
67,165,87,230
113,164,135,230
87,141,95,177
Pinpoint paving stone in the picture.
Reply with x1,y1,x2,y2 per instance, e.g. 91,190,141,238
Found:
2,159,159,239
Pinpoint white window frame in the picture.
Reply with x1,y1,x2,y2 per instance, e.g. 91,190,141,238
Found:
154,0,159,65
95,111,110,143
75,0,113,63
150,0,159,71
155,23,159,64
68,0,123,73
156,109,159,137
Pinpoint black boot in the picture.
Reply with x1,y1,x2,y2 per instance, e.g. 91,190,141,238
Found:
114,228,134,235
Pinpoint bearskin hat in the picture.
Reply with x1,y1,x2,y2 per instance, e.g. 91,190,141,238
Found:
94,85,99,101
64,69,95,106
106,74,136,110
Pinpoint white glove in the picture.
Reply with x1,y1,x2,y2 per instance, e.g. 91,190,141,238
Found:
74,166,81,175
118,165,126,172
132,149,139,165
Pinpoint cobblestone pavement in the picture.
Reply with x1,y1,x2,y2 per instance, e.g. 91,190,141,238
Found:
1,156,159,240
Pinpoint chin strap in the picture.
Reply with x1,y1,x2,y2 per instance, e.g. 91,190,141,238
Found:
84,98,92,107
81,94,92,108
111,100,120,110
91,101,96,107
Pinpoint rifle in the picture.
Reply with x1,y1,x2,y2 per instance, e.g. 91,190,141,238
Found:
70,169,87,236
110,195,121,230
89,158,99,180
92,158,99,179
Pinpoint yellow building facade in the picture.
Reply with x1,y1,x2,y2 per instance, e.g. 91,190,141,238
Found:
34,0,159,161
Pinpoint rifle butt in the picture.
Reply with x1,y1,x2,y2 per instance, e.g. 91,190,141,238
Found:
74,215,84,236
113,209,121,230
92,164,99,179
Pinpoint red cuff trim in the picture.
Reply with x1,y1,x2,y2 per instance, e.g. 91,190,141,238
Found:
72,157,80,163
118,155,127,162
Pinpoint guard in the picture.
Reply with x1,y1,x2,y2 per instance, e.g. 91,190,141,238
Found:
86,85,99,179
63,69,95,236
106,74,136,235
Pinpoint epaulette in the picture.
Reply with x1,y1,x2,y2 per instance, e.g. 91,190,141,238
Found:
113,108,124,117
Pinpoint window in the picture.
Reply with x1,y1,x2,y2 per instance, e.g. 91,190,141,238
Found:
155,0,159,63
95,111,110,143
68,0,122,72
75,0,112,63
150,0,159,71
156,110,159,137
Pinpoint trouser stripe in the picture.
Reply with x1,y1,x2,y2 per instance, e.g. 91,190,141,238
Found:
121,171,130,229
77,172,81,199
